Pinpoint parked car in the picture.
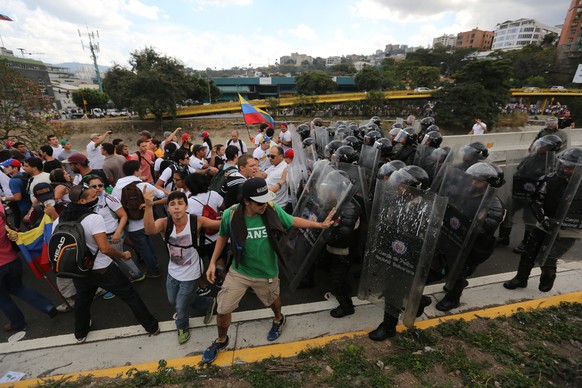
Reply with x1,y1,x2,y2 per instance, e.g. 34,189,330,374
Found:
106,109,120,117
522,86,541,92
413,87,431,93
550,86,566,91
90,108,104,118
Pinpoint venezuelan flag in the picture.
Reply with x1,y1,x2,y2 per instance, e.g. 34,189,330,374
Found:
238,93,275,129
10,214,54,279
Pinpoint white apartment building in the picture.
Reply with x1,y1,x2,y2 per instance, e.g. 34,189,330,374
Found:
433,34,456,48
491,18,561,50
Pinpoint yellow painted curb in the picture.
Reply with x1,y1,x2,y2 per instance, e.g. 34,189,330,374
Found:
7,291,582,387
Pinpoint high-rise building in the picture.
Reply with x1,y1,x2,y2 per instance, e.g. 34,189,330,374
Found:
433,34,457,48
556,0,582,83
492,18,561,50
456,29,494,50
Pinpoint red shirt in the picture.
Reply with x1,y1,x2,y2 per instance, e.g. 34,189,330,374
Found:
0,203,18,265
130,150,155,183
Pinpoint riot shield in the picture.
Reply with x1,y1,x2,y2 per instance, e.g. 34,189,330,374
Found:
429,144,460,192
536,160,582,266
279,163,358,290
436,166,497,290
358,179,447,327
314,127,329,158
337,162,371,219
358,145,381,196
287,124,310,209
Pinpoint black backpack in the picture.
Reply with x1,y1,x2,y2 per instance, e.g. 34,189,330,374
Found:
209,165,237,194
160,161,189,191
164,214,204,272
121,181,145,220
48,213,98,278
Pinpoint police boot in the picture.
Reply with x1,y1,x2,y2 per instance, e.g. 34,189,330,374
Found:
416,295,432,317
330,295,355,318
503,253,535,290
496,226,511,246
513,229,531,254
538,266,557,292
436,279,468,311
368,314,398,341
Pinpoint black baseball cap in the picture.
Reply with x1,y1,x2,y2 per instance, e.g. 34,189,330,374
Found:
33,182,54,202
242,178,276,203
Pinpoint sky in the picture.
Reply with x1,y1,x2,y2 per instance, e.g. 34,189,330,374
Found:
0,0,572,70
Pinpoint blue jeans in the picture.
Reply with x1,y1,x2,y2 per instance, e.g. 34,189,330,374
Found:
72,264,158,339
166,274,212,330
0,257,55,330
127,228,159,274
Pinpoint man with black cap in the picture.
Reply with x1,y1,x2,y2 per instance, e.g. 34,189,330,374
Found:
201,178,336,364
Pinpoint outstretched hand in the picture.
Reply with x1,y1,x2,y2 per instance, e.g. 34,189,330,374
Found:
320,207,337,229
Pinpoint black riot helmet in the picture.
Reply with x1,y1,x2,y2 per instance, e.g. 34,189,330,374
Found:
374,138,393,157
556,147,582,178
312,118,324,127
335,127,348,139
394,128,418,146
421,131,443,148
425,124,440,134
387,168,424,189
324,140,344,159
332,145,358,164
347,123,358,135
302,137,315,148
342,135,361,152
364,130,382,146
370,116,381,126
297,123,311,141
420,117,435,128
367,123,380,133
462,142,489,161
402,165,430,189
466,162,505,188
377,160,406,180
326,126,336,138
531,134,563,154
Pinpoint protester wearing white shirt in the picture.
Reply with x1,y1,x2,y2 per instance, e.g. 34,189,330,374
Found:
86,131,111,169
252,135,272,171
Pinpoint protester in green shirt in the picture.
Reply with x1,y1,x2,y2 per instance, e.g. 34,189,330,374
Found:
202,178,336,364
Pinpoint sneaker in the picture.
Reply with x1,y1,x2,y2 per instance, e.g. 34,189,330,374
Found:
202,336,230,364
56,298,75,312
76,336,87,344
204,297,216,325
130,273,146,283
173,312,178,320
197,286,211,296
149,325,161,336
513,242,527,254
267,314,286,341
177,328,190,345
102,292,115,300
94,289,107,298
146,270,162,279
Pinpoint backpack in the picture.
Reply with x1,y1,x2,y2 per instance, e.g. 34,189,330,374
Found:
48,213,98,278
191,192,220,235
160,161,189,191
121,181,145,220
163,214,204,273
209,165,237,193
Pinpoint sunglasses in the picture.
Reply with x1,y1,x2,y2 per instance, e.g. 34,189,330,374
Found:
269,154,279,159
90,184,104,189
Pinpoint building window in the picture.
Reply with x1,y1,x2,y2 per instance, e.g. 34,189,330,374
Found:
572,21,579,27
568,37,574,42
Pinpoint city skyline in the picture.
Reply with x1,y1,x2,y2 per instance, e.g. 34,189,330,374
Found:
0,0,571,70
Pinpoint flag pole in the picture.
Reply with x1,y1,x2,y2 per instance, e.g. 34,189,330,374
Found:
238,93,254,144
30,260,72,308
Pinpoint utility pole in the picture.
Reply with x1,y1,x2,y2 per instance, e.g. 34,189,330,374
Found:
78,28,103,93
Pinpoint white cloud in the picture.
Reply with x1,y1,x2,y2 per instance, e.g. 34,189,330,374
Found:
193,0,253,6
123,0,162,20
288,24,318,41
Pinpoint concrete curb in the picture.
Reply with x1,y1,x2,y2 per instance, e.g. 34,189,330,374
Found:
8,290,582,388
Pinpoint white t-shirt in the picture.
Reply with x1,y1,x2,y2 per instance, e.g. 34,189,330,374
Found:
51,145,64,159
189,156,205,172
471,122,487,135
279,130,292,152
111,176,167,232
96,193,123,234
187,191,223,243
203,140,212,159
167,215,202,281
226,139,247,156
265,161,288,207
154,158,164,173
254,133,264,147
53,213,112,270
86,141,105,169
253,147,270,171
0,171,13,197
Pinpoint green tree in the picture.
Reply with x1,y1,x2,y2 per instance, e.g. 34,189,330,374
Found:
295,71,336,95
434,59,513,133
0,60,65,151
328,63,357,75
102,64,133,108
355,66,385,91
71,88,109,111
411,66,440,88
364,90,387,116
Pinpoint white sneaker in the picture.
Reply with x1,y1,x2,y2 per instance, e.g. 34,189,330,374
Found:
56,298,75,312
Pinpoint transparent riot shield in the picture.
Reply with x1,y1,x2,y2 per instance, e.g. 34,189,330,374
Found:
358,145,381,189
305,144,318,173
314,127,329,158
280,164,358,290
496,155,518,230
337,162,371,219
287,124,310,209
358,179,447,327
436,166,497,290
429,144,460,192
536,160,582,266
